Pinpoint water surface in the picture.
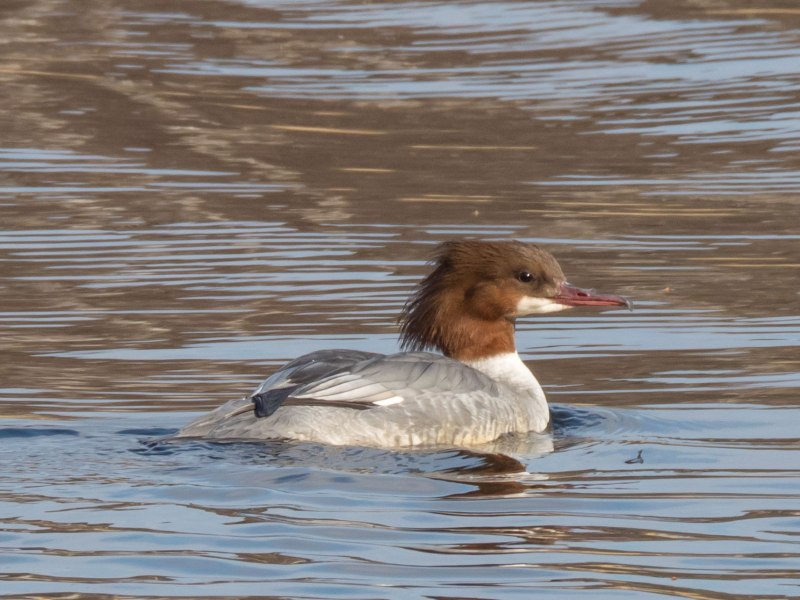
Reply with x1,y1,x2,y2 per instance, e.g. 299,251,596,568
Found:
1,0,799,598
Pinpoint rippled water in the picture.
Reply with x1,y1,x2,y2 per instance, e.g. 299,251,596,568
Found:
2,0,800,597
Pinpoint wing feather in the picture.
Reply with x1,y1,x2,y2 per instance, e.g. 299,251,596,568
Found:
249,350,502,420
293,377,398,403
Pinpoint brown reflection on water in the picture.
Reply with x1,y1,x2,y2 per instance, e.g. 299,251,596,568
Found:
0,0,798,413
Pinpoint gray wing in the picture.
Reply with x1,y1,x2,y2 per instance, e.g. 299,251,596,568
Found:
252,351,502,418
176,349,384,437
249,349,385,416
251,349,383,395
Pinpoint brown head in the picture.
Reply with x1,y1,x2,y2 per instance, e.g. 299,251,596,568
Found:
399,240,629,361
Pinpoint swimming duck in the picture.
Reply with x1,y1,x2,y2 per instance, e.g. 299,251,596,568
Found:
176,240,629,447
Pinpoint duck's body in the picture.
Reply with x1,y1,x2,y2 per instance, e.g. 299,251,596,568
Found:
177,349,548,446
176,240,629,448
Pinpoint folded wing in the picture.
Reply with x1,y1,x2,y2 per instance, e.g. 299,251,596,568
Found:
251,350,501,417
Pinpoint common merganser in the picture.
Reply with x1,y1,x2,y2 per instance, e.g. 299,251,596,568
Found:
176,240,630,447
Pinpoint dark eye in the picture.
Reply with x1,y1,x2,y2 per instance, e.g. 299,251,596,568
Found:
517,271,535,283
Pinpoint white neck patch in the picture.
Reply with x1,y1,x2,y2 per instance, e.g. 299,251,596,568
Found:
464,352,542,392
516,296,570,315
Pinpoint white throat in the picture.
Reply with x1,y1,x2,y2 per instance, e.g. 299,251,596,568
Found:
463,352,544,396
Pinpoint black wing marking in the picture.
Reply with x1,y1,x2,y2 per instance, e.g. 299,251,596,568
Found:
252,391,374,416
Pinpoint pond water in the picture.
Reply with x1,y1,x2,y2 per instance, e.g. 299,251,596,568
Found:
1,0,799,598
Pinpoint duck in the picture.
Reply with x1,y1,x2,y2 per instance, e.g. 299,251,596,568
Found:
175,240,630,448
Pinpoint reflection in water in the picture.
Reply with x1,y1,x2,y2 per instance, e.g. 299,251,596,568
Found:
1,0,799,597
